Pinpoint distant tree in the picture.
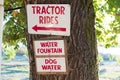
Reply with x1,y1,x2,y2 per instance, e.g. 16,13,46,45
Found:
94,0,120,47
4,0,120,48
4,0,25,49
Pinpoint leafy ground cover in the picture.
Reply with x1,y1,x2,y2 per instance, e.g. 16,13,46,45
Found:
1,55,120,80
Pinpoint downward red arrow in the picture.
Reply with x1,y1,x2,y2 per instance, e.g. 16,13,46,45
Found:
32,25,66,32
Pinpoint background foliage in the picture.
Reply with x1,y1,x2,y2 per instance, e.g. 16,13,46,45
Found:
3,0,120,59
3,46,16,60
94,0,120,47
4,0,26,49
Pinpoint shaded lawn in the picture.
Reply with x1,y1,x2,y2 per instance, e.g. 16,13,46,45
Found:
1,61,29,80
99,61,120,80
1,55,120,80
1,53,29,80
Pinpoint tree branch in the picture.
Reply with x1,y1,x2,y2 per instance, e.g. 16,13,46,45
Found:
4,7,23,12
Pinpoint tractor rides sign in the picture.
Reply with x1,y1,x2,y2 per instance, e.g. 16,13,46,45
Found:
27,4,70,36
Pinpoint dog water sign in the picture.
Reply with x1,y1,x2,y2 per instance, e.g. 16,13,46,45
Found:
36,57,68,74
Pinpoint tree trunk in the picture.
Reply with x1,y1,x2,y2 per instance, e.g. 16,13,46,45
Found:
24,0,99,80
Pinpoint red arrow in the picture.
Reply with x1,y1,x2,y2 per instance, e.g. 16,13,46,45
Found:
32,25,66,32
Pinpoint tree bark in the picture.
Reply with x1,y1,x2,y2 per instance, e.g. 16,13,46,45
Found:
24,0,99,80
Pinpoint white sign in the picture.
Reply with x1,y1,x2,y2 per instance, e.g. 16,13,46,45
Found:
33,40,66,56
27,4,70,36
36,57,68,74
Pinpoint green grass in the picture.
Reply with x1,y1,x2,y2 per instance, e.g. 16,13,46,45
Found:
1,61,29,80
1,60,120,80
99,62,120,80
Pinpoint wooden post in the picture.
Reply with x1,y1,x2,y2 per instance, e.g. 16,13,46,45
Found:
0,0,3,79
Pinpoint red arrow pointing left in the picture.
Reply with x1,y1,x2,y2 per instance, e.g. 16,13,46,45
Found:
32,25,66,32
